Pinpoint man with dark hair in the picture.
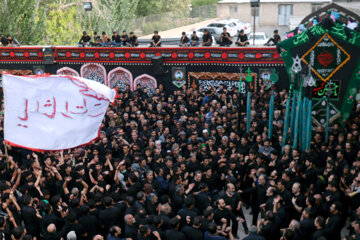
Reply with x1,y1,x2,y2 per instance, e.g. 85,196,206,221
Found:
0,216,10,240
165,217,186,240
182,216,203,240
235,30,249,46
324,202,343,240
311,216,325,240
120,30,129,47
21,195,41,238
107,225,122,240
91,32,101,46
99,197,121,232
129,32,138,47
110,30,122,47
265,29,281,46
202,29,212,47
78,31,91,47
219,27,232,47
189,31,200,47
11,226,25,240
150,31,161,47
204,222,235,240
179,32,190,47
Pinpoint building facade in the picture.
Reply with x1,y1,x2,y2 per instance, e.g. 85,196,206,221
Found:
217,0,332,27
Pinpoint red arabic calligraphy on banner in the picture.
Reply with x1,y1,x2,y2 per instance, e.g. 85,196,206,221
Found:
16,77,108,129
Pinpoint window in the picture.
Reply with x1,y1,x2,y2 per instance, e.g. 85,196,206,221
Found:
278,5,293,26
230,6,238,13
312,3,322,13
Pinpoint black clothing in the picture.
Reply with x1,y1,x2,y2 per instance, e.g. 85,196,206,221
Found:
43,232,61,240
129,36,138,46
311,229,326,240
202,33,212,46
79,214,99,238
219,32,232,46
165,229,186,240
237,34,248,42
112,35,121,43
300,218,315,239
22,206,40,237
79,35,91,43
180,36,190,44
124,223,139,240
182,226,203,240
99,207,121,232
266,34,281,45
191,36,199,42
151,35,161,46
213,207,235,226
120,34,129,46
324,214,342,240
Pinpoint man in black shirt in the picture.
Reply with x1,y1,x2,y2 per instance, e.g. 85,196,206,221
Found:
219,27,232,47
182,216,203,240
77,31,91,47
265,29,281,46
91,32,101,46
110,30,122,47
165,217,186,240
150,31,161,47
202,29,212,47
188,31,200,47
179,32,189,47
236,30,249,46
129,32,138,47
120,30,129,47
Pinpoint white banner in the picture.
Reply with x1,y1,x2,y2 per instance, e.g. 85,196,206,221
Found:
3,74,116,151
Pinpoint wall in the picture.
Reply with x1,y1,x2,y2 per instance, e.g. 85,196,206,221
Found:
217,2,330,26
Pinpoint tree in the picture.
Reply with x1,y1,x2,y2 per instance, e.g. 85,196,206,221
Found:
41,2,82,45
0,0,46,45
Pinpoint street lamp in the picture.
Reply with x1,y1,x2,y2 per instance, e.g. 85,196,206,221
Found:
250,0,259,45
83,2,93,35
83,2,92,11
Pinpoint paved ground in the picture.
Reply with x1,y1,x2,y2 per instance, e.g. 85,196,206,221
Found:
235,206,350,239
139,19,289,40
138,18,220,39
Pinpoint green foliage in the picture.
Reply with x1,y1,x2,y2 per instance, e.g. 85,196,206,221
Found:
42,3,81,45
90,0,139,37
191,0,218,8
136,0,190,17
0,0,213,45
0,0,46,45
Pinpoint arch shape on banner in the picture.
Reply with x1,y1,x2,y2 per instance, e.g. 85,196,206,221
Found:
80,63,107,85
56,67,80,77
107,67,134,91
133,74,158,94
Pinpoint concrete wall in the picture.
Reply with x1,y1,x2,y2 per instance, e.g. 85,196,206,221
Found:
217,2,329,26
259,3,279,26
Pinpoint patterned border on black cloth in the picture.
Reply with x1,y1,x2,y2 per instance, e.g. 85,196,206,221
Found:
0,46,283,64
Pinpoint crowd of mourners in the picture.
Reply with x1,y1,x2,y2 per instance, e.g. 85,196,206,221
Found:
0,81,360,240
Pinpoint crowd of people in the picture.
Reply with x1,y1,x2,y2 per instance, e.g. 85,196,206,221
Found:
77,28,281,48
0,81,360,240
0,35,20,47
